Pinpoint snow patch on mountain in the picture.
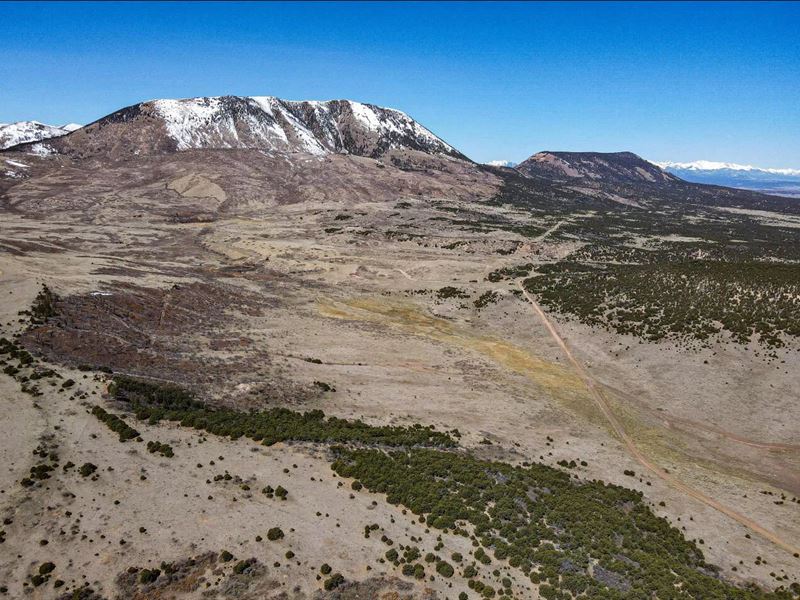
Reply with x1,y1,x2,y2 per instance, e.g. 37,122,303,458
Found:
0,120,78,149
148,96,459,158
485,160,518,168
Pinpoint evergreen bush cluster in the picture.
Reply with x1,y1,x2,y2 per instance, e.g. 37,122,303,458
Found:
112,376,455,448
91,406,140,441
331,447,797,599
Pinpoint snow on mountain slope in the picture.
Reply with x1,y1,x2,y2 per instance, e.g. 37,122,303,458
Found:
16,96,467,161
0,121,79,149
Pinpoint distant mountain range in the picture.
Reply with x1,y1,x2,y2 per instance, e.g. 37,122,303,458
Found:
3,97,798,201
654,160,800,197
0,121,81,149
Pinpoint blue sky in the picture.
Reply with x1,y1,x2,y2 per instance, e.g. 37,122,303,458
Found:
1,2,798,166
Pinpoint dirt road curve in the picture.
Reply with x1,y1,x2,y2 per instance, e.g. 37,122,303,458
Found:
517,281,800,558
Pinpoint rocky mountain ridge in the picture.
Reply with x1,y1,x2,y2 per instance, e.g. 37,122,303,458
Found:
5,96,466,161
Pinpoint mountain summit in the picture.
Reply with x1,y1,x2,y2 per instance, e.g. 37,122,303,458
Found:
0,121,81,150
11,96,467,161
516,151,677,184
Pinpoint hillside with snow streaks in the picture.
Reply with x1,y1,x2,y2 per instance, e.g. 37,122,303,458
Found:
0,121,81,149
16,95,467,161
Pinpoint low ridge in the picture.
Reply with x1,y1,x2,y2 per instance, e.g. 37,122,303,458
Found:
516,150,678,184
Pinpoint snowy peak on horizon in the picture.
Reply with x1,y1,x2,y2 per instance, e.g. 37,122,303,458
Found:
653,160,800,177
0,120,82,150
485,160,518,168
654,159,800,197
22,95,467,161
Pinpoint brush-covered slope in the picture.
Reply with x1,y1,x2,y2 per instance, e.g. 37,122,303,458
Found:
517,151,677,184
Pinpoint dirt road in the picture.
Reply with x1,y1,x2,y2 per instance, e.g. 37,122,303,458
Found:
517,281,800,558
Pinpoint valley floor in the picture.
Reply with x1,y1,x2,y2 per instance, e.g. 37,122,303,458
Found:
1,166,798,598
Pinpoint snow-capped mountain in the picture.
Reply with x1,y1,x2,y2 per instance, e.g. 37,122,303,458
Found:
485,160,518,168
655,160,800,176
654,160,800,196
9,96,467,161
0,121,82,149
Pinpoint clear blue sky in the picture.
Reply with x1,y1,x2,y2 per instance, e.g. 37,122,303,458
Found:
2,2,798,166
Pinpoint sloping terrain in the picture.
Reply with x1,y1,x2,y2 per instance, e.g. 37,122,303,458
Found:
0,101,799,599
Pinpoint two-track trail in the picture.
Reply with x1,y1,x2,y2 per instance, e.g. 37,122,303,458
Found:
517,281,800,558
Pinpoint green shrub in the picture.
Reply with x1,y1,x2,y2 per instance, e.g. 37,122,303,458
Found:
324,573,345,591
139,568,160,584
436,561,454,578
267,527,284,541
78,463,97,477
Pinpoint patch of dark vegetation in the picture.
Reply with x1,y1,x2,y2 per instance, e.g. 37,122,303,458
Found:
146,440,174,458
27,284,59,324
261,484,288,500
474,291,500,310
91,406,140,442
21,442,60,487
436,286,469,300
524,261,800,348
112,376,456,448
78,462,98,478
486,263,534,283
313,380,337,393
117,552,217,598
323,572,345,591
56,584,104,600
331,447,798,599
0,336,36,369
385,230,427,241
